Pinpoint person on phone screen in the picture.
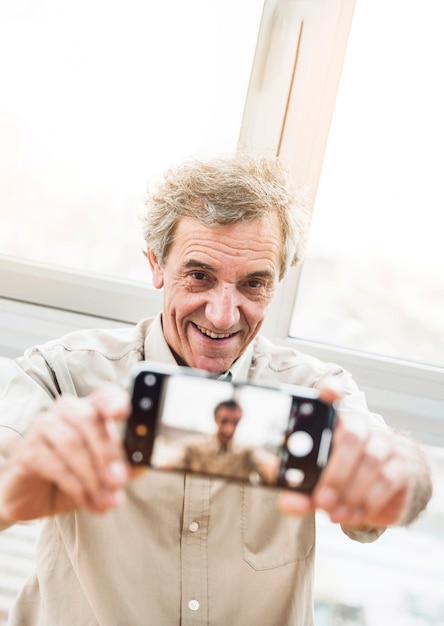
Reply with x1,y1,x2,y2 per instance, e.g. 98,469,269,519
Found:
0,153,432,625
167,399,278,484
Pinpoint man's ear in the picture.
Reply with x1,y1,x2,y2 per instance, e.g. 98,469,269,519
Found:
147,249,164,289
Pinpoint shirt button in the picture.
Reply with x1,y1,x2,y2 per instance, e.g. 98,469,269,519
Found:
189,521,200,532
188,599,200,611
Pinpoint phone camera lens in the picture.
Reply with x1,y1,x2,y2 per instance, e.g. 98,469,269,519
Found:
139,397,153,411
299,402,314,416
144,374,157,387
131,451,144,463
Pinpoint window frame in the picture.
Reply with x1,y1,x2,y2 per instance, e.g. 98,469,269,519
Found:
246,0,444,444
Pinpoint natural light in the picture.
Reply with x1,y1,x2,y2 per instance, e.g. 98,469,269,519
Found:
0,0,263,281
290,0,444,368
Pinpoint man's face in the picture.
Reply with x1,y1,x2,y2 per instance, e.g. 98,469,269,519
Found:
148,216,282,374
214,407,243,446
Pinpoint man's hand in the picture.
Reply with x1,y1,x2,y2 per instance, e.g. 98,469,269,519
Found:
0,385,133,525
279,388,432,529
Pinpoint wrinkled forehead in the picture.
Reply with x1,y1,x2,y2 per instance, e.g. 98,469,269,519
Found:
169,215,283,268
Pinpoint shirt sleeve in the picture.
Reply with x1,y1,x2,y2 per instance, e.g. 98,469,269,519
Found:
315,363,387,429
341,525,386,543
0,349,60,435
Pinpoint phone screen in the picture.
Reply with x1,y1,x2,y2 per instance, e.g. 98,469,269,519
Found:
124,366,335,493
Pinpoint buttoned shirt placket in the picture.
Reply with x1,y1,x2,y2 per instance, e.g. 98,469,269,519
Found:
180,474,211,625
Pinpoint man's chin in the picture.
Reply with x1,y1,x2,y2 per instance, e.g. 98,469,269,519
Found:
192,353,235,375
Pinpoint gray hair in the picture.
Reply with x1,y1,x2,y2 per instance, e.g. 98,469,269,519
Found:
142,153,310,280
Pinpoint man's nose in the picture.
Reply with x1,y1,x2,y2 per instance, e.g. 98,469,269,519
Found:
205,284,241,329
225,427,236,439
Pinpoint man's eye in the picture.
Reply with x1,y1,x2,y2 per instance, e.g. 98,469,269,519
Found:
245,279,265,289
190,271,208,281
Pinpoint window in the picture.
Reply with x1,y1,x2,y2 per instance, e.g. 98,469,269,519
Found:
0,0,263,282
314,445,444,625
289,0,444,369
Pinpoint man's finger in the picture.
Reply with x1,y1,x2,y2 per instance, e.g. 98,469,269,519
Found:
278,490,314,517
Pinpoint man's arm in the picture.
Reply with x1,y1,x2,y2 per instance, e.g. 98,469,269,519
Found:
0,428,22,530
315,417,432,528
279,389,433,529
0,385,133,530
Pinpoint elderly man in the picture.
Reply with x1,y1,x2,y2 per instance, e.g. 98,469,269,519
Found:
0,154,432,625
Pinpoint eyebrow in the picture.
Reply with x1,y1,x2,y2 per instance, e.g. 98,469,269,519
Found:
183,259,214,271
183,259,276,281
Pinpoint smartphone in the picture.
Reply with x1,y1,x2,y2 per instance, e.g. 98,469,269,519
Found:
124,362,336,493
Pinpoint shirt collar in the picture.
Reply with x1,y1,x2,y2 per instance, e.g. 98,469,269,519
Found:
144,313,178,366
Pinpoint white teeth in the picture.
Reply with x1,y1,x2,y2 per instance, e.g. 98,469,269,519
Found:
196,325,232,339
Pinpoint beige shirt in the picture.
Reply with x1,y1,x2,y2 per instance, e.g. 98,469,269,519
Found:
174,433,278,484
1,315,385,626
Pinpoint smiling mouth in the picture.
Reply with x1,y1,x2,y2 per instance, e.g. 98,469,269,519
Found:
195,324,235,340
